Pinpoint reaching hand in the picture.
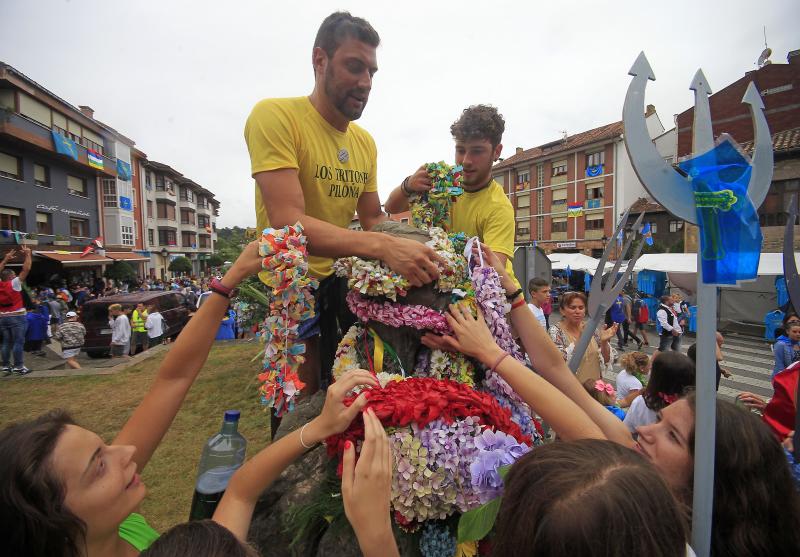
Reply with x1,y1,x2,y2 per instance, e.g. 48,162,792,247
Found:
311,370,378,440
223,240,264,285
472,243,516,292
342,408,396,557
407,164,432,193
2,249,16,262
783,431,794,453
440,303,503,365
736,391,767,412
599,323,617,344
382,236,447,288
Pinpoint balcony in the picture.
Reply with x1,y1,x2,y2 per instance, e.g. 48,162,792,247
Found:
154,186,177,201
156,218,178,228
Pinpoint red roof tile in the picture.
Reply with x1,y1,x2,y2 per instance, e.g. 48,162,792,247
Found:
740,126,800,154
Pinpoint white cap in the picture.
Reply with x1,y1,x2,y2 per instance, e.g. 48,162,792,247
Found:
65,311,77,318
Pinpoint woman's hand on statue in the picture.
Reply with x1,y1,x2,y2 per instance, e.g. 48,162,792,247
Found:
342,408,399,557
439,303,505,366
305,369,378,443
223,240,263,287
599,323,617,344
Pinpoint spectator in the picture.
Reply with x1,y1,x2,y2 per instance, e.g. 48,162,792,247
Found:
583,378,625,421
655,294,682,355
108,303,131,359
623,351,696,433
130,302,149,355
145,304,166,348
774,312,800,341
215,307,236,340
53,311,86,370
0,246,32,374
622,290,643,349
687,332,731,390
631,292,650,347
673,293,690,330
605,293,627,351
24,304,49,357
526,278,550,328
773,320,800,377
47,294,64,336
616,351,650,408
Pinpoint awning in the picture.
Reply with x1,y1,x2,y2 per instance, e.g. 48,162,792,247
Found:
106,251,151,262
34,251,113,265
632,252,800,276
548,253,601,273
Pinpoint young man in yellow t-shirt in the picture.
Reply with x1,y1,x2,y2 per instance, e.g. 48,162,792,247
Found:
385,104,519,287
244,12,444,398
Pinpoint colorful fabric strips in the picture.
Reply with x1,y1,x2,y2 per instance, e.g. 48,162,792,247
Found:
257,223,318,416
87,149,104,170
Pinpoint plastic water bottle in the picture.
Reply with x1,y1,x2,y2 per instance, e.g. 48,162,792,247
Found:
188,410,247,521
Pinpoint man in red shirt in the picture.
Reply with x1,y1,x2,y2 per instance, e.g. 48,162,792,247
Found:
0,246,32,374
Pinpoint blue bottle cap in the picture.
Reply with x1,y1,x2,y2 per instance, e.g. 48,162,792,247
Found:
224,410,240,422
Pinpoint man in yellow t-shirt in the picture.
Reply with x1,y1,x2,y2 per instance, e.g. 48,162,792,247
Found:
385,104,520,288
244,12,443,398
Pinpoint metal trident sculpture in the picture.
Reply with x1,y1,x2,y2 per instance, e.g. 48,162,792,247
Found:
567,208,645,372
623,52,773,557
783,195,800,460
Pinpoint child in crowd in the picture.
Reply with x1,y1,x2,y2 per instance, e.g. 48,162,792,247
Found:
53,311,86,369
108,303,131,358
526,278,551,328
623,351,695,433
616,351,650,407
583,378,626,420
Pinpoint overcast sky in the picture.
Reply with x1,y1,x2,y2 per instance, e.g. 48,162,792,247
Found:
2,0,797,228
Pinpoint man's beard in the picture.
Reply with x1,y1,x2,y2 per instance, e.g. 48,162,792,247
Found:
325,66,368,121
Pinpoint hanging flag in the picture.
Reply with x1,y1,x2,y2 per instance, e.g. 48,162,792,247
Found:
640,222,654,246
80,244,94,257
117,159,132,181
567,203,584,218
119,196,132,211
51,130,79,161
586,165,603,177
87,149,104,170
616,228,624,248
92,236,104,249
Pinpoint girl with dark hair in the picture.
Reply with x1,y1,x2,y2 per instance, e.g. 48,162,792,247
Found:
0,242,267,557
434,243,800,556
493,440,689,557
623,351,695,433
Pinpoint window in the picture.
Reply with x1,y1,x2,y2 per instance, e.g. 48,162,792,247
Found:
103,178,117,207
155,175,165,191
0,151,21,180
586,216,604,230
0,207,22,230
34,164,50,187
18,93,51,127
158,229,177,246
80,128,104,155
36,212,53,235
69,217,89,237
121,225,134,246
586,151,605,167
649,222,658,234
180,186,195,203
552,161,567,176
551,187,567,206
148,229,154,244
401,218,408,224
516,170,530,185
156,201,176,220
759,179,799,227
199,235,211,248
552,218,567,233
181,209,195,225
586,183,604,200
669,220,684,233
198,215,210,228
145,172,152,189
517,194,530,208
182,231,196,247
67,175,86,197
516,226,530,236
198,196,210,209
146,200,153,218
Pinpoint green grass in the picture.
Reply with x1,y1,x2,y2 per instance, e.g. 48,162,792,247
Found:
0,342,271,533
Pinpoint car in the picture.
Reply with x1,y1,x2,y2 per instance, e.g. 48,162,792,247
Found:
80,291,192,358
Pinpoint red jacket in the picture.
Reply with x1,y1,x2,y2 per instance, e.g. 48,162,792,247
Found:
763,361,799,440
0,279,23,314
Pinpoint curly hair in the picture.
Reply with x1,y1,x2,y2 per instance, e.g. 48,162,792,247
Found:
450,104,505,147
0,410,86,557
619,351,649,374
684,392,800,555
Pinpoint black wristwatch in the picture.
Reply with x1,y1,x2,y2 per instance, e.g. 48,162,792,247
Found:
505,288,524,301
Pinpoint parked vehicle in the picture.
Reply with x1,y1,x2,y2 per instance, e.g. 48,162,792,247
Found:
80,291,192,358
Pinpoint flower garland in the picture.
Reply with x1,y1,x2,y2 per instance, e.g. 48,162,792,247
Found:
332,324,364,381
417,349,475,387
332,257,409,301
257,224,318,417
411,161,463,231
346,291,453,334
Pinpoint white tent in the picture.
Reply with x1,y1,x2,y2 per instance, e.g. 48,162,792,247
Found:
633,252,800,276
548,253,601,273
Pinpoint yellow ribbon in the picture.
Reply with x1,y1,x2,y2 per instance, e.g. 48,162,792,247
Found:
368,328,384,374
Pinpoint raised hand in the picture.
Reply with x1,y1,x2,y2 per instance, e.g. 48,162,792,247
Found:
406,164,433,193
382,235,447,288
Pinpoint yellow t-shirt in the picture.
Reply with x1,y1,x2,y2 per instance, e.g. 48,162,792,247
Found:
244,96,378,279
449,180,521,289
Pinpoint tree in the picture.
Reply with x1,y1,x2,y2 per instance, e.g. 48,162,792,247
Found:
208,253,225,267
104,261,137,283
168,256,193,275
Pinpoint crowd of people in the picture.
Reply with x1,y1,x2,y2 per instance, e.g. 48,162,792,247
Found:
1,10,799,557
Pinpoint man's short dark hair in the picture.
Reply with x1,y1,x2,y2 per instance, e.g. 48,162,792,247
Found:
314,11,380,57
0,269,14,281
528,278,549,293
450,104,505,148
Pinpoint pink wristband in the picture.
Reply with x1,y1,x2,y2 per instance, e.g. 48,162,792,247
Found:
490,351,510,374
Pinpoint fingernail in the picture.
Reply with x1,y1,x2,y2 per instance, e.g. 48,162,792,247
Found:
345,440,352,450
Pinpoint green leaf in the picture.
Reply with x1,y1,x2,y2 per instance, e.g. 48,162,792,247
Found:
457,496,502,543
498,464,511,480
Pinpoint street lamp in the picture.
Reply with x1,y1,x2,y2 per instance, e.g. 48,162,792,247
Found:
161,248,169,280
